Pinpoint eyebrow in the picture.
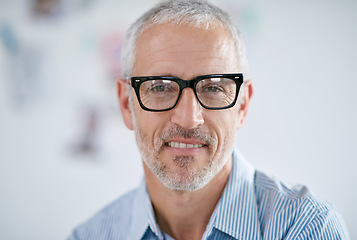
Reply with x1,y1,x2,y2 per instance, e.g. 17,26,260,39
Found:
142,73,218,80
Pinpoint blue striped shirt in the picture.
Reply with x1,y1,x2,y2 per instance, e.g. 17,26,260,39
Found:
67,150,349,239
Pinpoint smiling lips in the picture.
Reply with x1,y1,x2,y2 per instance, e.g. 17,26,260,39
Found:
166,141,205,149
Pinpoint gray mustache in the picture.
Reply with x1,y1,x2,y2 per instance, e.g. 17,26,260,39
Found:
160,125,215,145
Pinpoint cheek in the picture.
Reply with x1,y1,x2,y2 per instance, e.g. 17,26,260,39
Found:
204,110,237,143
134,110,170,144
209,108,237,129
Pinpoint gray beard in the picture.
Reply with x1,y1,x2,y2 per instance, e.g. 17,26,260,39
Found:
134,123,232,191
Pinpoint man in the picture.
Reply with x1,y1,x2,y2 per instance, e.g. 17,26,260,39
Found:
68,0,349,239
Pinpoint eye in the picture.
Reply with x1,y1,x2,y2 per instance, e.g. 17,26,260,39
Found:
151,84,167,92
147,80,178,94
206,85,223,92
200,83,225,93
149,83,174,93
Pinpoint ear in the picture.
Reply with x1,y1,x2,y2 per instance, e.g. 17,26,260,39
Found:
117,79,134,130
236,80,253,130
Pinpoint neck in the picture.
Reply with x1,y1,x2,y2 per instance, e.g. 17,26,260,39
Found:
144,158,232,240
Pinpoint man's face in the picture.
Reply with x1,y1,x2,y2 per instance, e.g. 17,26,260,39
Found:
129,23,241,191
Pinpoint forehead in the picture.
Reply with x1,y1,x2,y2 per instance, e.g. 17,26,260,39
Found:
132,23,239,78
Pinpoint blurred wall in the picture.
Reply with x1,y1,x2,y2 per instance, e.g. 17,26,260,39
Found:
0,0,356,239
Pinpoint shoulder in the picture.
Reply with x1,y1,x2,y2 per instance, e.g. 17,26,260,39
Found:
67,189,138,240
255,170,314,206
254,171,349,239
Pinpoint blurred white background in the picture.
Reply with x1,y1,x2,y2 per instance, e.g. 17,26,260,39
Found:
0,0,356,239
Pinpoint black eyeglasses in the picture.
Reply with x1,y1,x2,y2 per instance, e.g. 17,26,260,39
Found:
127,73,244,112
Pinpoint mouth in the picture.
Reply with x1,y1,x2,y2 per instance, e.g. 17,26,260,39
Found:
165,141,205,149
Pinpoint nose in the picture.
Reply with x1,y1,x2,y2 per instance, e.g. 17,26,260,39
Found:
170,88,204,129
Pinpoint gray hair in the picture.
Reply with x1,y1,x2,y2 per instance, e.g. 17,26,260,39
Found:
120,0,249,78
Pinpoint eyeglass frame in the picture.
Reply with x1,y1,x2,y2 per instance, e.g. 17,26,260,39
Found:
126,73,244,112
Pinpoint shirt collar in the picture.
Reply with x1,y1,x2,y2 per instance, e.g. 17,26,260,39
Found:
207,149,262,240
129,178,164,240
129,149,261,240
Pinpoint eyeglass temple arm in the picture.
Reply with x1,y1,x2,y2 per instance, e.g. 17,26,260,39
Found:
118,77,132,85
